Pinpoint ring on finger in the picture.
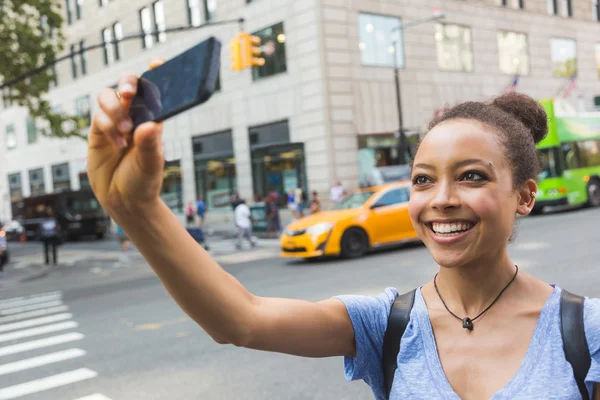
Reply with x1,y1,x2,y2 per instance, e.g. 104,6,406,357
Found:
114,88,121,100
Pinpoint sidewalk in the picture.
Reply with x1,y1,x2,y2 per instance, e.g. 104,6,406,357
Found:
1,236,281,285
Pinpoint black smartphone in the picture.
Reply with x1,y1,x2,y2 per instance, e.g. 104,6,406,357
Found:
129,36,221,131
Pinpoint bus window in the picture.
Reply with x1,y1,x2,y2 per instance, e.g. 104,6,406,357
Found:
538,147,562,180
562,144,580,170
576,140,600,167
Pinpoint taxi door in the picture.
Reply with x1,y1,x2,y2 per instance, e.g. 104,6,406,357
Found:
365,187,413,245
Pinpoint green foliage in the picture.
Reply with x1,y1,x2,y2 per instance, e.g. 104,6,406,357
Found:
0,0,87,140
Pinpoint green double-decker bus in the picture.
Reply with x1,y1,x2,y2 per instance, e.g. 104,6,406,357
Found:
534,99,600,213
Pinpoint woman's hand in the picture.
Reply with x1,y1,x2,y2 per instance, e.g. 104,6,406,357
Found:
87,59,165,215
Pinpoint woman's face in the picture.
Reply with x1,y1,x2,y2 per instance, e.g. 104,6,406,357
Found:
408,119,532,268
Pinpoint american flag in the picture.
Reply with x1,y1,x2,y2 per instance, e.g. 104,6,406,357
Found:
562,75,577,98
504,75,519,94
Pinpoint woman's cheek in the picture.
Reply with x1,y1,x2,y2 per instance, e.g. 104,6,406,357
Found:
408,194,426,229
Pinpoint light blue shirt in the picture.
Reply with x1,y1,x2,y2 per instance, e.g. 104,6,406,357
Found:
336,286,600,399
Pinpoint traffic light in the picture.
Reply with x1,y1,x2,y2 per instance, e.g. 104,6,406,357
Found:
230,34,243,71
242,33,265,68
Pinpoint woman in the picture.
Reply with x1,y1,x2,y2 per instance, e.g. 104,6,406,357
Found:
87,66,599,399
185,201,195,225
309,190,321,214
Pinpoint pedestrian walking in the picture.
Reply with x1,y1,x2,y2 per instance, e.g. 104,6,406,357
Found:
309,191,321,214
287,189,297,219
196,197,207,226
265,193,281,239
185,201,195,225
88,66,599,399
115,224,132,267
294,185,305,218
234,199,256,250
39,209,60,266
330,180,345,206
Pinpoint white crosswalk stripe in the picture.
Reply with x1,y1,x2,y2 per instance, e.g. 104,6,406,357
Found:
0,306,69,324
0,291,111,399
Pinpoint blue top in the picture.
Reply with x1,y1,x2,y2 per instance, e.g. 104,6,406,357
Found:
335,286,600,399
196,200,206,215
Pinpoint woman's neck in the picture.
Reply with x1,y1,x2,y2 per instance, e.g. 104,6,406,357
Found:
435,250,517,317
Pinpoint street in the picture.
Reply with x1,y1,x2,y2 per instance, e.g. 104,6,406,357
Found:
0,207,599,400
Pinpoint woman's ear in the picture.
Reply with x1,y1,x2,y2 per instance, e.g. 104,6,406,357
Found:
516,179,538,216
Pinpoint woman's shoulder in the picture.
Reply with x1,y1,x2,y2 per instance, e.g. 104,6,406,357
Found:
583,295,600,355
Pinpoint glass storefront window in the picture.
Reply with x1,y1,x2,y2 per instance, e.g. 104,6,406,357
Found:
551,37,577,77
195,157,237,210
193,130,238,211
79,172,90,189
162,160,183,213
251,143,306,206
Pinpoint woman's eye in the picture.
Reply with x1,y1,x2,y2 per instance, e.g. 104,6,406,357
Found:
460,171,487,182
412,175,431,185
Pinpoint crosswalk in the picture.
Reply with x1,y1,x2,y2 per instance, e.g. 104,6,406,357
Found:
0,291,112,400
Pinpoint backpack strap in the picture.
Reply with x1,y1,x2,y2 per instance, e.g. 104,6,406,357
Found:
382,289,416,400
560,289,591,399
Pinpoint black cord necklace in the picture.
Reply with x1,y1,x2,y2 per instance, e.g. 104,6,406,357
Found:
433,265,519,331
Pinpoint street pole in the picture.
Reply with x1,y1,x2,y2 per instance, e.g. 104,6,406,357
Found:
391,12,445,165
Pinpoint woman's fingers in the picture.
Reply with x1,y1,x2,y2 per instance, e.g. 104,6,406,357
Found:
116,73,139,109
97,87,132,143
149,57,166,70
94,109,127,149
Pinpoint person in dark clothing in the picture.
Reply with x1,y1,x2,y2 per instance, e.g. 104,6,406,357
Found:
39,209,61,265
265,193,281,239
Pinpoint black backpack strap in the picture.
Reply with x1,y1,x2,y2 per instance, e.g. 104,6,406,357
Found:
382,289,416,400
560,289,592,399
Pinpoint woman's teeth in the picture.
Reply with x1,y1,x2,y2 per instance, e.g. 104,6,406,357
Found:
431,222,474,235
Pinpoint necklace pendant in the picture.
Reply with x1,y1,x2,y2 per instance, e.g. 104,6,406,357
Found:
462,317,474,331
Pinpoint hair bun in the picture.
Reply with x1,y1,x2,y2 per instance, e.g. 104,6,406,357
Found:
492,92,548,144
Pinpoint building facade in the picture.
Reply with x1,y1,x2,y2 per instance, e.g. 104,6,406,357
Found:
2,0,600,222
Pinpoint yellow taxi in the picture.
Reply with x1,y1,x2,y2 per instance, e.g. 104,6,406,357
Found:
280,182,420,259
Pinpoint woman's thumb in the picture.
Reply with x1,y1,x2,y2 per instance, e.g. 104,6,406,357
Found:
133,121,164,174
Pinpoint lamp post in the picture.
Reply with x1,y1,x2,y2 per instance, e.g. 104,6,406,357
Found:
391,11,445,165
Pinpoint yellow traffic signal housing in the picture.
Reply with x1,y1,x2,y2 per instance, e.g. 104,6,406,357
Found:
245,34,265,68
230,34,243,71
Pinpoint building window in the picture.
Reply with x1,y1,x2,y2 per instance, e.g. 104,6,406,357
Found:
204,0,216,21
70,44,78,79
75,95,91,129
76,0,83,20
594,0,600,21
596,43,600,78
188,0,201,27
52,163,71,192
162,160,183,213
113,22,123,61
561,0,573,16
252,23,287,81
357,13,404,68
497,31,529,75
140,7,154,49
2,88,13,109
29,168,46,196
495,0,524,9
8,173,23,202
79,172,90,189
66,0,74,24
50,63,59,88
193,131,238,210
102,28,114,65
551,37,577,77
5,124,16,150
79,41,87,75
548,0,559,14
249,120,307,206
435,23,473,72
26,117,38,144
153,1,167,43
99,0,108,6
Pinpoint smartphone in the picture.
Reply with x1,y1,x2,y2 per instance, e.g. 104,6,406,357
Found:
129,36,221,131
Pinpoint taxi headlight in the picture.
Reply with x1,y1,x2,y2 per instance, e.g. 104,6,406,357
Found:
306,223,333,236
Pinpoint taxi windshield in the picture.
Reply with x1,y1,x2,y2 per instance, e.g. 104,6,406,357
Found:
331,191,375,210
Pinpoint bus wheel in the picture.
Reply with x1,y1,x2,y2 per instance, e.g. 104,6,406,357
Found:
588,179,600,207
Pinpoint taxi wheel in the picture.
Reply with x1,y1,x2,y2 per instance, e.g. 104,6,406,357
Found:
341,228,369,258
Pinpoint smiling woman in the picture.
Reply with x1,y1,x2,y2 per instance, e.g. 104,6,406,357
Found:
86,65,599,400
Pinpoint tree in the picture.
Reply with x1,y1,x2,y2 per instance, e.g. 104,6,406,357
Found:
0,0,86,140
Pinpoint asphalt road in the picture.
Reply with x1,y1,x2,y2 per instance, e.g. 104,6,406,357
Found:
1,207,599,400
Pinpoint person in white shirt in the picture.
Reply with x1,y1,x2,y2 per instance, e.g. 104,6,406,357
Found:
234,200,256,250
330,181,345,204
